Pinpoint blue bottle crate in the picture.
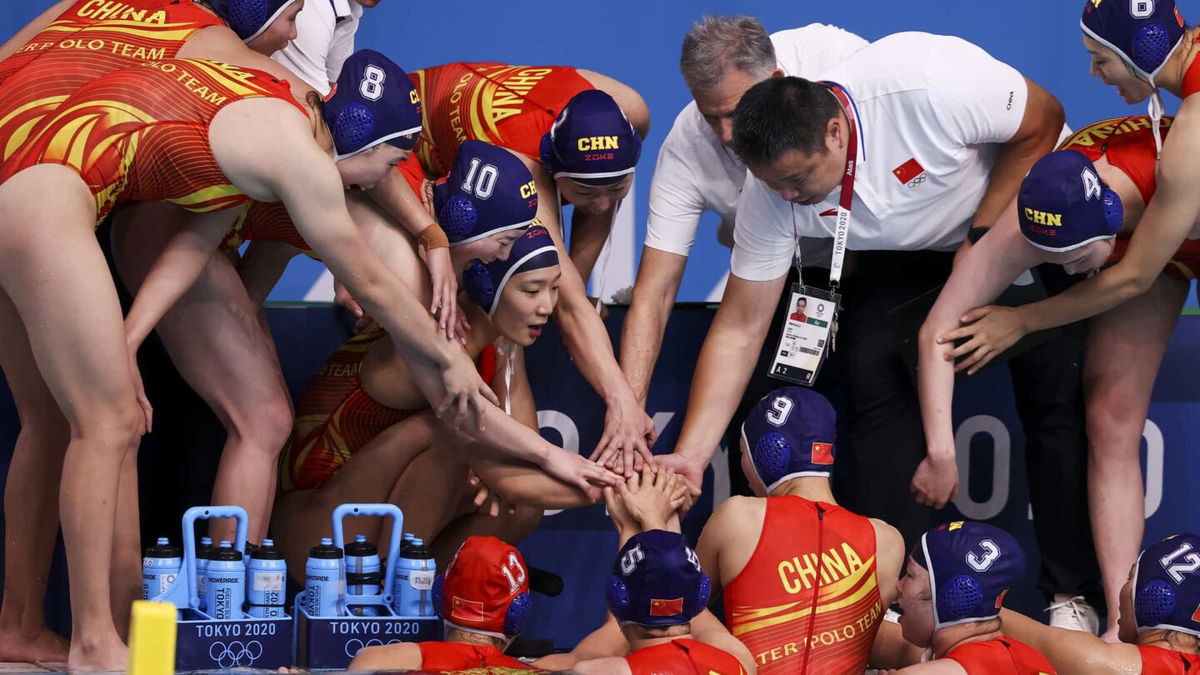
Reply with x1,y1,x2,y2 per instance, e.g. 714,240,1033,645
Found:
148,506,293,670
293,503,442,669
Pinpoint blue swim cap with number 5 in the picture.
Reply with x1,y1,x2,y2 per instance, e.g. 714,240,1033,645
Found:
325,50,422,160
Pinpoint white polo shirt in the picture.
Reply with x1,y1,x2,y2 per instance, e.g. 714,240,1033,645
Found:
272,0,361,96
731,32,1029,282
643,24,869,257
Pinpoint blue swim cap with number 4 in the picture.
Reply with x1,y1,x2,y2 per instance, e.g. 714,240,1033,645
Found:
1082,0,1187,81
325,50,422,160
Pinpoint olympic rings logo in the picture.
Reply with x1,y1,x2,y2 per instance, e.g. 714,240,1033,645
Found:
344,638,402,658
207,640,264,668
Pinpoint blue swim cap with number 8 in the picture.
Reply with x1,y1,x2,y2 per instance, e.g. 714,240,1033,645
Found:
325,50,422,160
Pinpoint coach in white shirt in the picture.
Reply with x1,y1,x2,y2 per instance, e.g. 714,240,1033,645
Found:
660,32,1104,629
620,16,866,406
273,0,369,95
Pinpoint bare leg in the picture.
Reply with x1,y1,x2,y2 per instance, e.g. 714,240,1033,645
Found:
1083,274,1186,640
272,412,435,575
112,203,294,543
0,290,70,662
0,166,144,670
109,444,140,641
429,506,542,568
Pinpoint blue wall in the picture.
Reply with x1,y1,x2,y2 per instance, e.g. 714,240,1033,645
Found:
4,0,1168,301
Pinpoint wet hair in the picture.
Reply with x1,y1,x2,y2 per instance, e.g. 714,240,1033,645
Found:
732,76,840,167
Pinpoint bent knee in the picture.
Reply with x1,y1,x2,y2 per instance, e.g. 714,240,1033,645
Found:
228,396,294,452
72,402,144,450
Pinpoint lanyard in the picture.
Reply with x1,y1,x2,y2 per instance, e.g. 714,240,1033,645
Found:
792,82,859,290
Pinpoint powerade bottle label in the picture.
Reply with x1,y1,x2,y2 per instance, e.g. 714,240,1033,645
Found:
410,571,435,590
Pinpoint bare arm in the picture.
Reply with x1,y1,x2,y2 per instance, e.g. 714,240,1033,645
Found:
944,97,1200,359
467,349,602,507
124,209,240,349
662,273,786,488
524,154,653,468
691,609,757,674
236,240,299,307
366,167,460,337
0,0,73,62
620,247,687,405
999,608,1137,674
569,207,613,283
912,216,1040,507
696,497,755,600
211,99,499,427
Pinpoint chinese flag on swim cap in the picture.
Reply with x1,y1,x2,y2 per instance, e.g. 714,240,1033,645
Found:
442,536,529,636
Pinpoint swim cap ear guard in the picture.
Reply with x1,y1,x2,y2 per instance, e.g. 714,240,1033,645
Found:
1133,534,1200,638
463,260,496,311
504,592,532,636
439,194,479,242
917,521,1025,630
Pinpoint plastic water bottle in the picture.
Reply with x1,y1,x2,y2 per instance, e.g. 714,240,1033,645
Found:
345,534,382,616
246,539,287,618
205,541,245,620
393,537,436,617
196,536,215,611
304,537,344,617
142,537,181,600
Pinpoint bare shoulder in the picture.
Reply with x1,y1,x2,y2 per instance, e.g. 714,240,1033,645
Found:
576,69,649,138
347,641,422,670
711,495,766,528
870,518,905,561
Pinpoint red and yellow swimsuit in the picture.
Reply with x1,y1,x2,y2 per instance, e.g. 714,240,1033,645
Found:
625,639,747,675
723,497,882,674
281,326,498,494
0,0,222,160
407,62,593,178
944,638,1055,674
0,58,301,224
1060,115,1200,280
1138,644,1200,673
222,200,315,258
416,642,540,672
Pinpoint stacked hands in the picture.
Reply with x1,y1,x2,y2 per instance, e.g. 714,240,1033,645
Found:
911,303,1024,509
604,466,694,537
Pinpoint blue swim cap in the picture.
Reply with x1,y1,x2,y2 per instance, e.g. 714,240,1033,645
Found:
740,387,837,493
538,90,641,184
1019,150,1124,253
464,226,559,317
914,521,1025,629
1082,0,1187,81
325,50,422,160
606,530,710,627
210,0,301,42
434,141,539,245
1134,534,1200,639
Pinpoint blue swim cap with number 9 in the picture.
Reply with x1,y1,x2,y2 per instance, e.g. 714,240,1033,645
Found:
325,50,422,160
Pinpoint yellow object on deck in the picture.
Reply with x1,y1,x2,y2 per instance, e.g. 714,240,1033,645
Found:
128,600,177,675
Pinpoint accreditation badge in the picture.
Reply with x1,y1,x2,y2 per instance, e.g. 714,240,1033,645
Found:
769,284,840,386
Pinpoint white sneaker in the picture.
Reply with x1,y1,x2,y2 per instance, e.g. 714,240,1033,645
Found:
1047,594,1100,634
